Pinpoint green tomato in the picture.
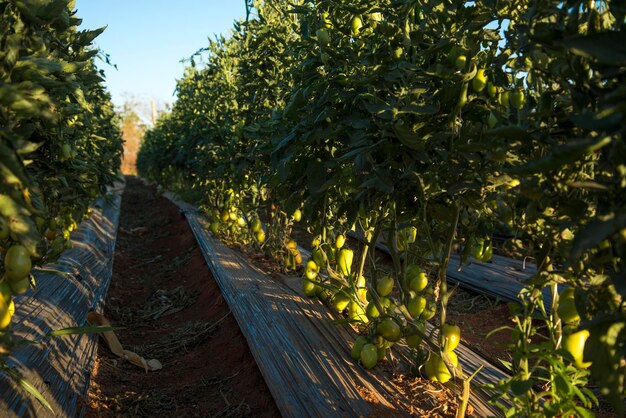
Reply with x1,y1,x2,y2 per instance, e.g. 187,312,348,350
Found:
360,343,378,369
255,229,266,243
409,271,428,293
349,301,369,324
302,279,317,297
250,218,262,233
351,336,369,360
557,287,580,324
510,90,525,109
332,292,351,313
292,208,302,222
407,295,427,318
4,245,32,281
350,16,363,36
487,111,498,129
486,81,497,98
305,260,319,280
406,333,422,349
377,318,402,342
311,248,325,268
10,275,31,295
441,324,461,352
421,300,437,320
376,275,394,297
316,28,330,45
337,248,353,276
563,329,591,368
472,69,487,92
335,233,346,249
0,217,9,240
455,55,467,70
459,83,468,108
392,46,403,60
499,90,509,107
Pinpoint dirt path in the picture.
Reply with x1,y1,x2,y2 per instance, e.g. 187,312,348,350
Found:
85,177,279,417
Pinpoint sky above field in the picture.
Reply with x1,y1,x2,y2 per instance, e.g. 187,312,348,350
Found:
75,1,247,108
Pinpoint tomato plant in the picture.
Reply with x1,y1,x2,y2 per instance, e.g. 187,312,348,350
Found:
137,0,626,415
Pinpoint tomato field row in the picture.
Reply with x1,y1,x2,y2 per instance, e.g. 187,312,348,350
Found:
0,0,123,404
137,0,625,416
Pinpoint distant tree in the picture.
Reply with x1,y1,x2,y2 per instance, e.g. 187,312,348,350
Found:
119,101,147,175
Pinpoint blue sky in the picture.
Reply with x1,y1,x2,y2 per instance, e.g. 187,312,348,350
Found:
75,1,247,107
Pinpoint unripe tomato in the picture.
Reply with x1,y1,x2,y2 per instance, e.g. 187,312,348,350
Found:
302,278,319,297
563,329,591,368
250,218,262,233
220,211,230,222
392,47,403,60
4,245,32,281
9,276,30,295
407,295,427,318
322,11,332,29
377,318,402,342
350,16,363,36
487,111,498,129
237,217,246,228
376,275,394,296
292,208,302,222
472,69,487,92
316,28,330,45
335,233,346,249
61,143,72,160
421,300,437,320
409,271,428,293
0,299,14,329
459,83,468,108
0,281,11,316
437,351,459,383
360,343,378,369
424,353,439,381
355,274,366,288
557,287,580,324
441,324,461,351
332,292,351,313
311,248,324,267
455,55,467,70
337,248,353,276
305,260,319,280
209,221,219,235
351,336,369,360
0,217,9,240
311,236,321,248
499,90,509,107
228,211,238,221
405,322,425,348
348,301,368,323
406,333,422,348
255,229,266,243
510,90,525,109
486,81,497,98
366,297,390,320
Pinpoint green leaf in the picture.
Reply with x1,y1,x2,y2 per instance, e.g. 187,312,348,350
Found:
46,325,117,337
510,378,533,395
562,31,626,66
3,366,53,412
509,136,612,175
571,212,626,259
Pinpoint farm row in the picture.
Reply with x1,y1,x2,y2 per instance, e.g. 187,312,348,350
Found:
137,0,626,416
